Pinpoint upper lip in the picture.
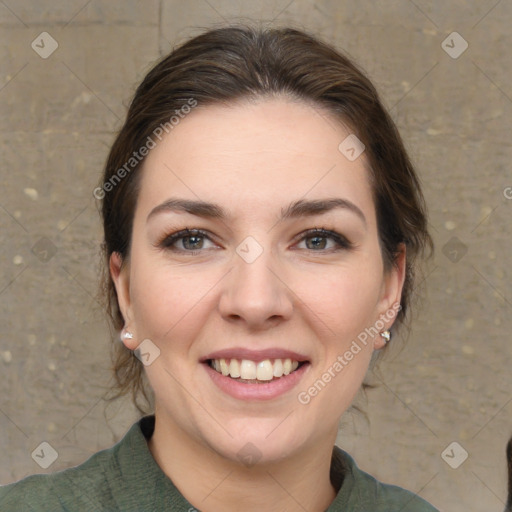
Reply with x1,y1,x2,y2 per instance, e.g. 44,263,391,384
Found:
201,348,309,363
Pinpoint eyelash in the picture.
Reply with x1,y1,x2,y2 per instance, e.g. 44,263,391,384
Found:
156,227,354,255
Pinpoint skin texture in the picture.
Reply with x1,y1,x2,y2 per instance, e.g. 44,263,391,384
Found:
110,97,406,512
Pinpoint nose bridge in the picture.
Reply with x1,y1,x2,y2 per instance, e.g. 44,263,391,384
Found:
219,234,293,326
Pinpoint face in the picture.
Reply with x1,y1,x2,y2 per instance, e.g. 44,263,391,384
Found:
111,97,405,464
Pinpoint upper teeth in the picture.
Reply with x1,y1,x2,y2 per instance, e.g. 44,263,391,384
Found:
211,358,300,381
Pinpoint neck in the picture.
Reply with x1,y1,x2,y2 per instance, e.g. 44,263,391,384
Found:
147,412,338,512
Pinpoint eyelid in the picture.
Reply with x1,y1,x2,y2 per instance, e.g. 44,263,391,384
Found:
155,228,218,251
292,227,354,251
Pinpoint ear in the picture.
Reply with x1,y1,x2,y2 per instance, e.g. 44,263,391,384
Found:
374,244,406,350
110,251,138,350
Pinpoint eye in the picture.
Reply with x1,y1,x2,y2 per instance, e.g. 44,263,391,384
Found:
156,227,353,255
294,228,353,252
157,228,218,254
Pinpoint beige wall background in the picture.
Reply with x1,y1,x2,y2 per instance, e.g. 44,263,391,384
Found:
1,1,511,510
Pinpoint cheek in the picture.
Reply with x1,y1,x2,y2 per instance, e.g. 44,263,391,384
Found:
294,266,380,414
292,261,383,340
129,256,220,343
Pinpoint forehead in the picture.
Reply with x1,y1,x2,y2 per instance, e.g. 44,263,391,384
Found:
136,98,375,225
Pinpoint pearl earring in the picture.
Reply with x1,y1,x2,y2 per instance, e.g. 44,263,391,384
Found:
120,328,134,342
380,330,391,343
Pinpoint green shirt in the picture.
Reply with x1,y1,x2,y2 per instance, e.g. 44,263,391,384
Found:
0,415,438,511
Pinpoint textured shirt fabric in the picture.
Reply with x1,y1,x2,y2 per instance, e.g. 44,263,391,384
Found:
0,415,438,511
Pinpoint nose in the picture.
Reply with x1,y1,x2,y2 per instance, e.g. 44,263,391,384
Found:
218,241,294,330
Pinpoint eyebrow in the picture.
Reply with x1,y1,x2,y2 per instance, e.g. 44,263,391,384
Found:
147,197,366,226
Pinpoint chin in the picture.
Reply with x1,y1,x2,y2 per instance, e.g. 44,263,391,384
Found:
202,418,311,467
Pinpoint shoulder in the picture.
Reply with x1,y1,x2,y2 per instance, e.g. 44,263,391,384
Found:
0,445,121,512
0,425,134,512
330,446,439,512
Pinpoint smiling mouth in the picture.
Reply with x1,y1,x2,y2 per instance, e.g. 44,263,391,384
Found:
207,358,307,383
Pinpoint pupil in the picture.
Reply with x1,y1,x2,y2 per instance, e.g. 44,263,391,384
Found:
184,235,202,249
307,236,326,250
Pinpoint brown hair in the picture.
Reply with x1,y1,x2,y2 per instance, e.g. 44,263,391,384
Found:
97,23,433,412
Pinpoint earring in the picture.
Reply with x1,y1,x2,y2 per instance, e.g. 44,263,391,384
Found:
380,330,391,343
120,328,134,342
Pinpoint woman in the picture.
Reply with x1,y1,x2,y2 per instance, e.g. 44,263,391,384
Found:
0,24,438,511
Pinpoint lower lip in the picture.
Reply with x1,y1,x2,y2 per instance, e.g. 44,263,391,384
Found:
203,362,310,401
